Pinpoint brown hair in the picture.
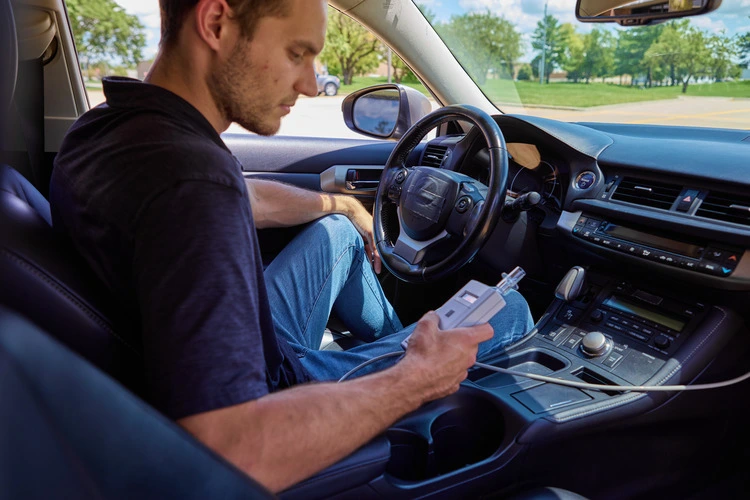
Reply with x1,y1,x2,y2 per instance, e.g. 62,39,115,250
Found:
159,0,290,47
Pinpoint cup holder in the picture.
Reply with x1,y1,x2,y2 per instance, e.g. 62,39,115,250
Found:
386,395,504,481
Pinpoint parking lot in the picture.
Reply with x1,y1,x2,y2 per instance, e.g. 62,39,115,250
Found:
86,91,749,138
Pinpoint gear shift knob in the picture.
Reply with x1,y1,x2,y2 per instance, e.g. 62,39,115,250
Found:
555,266,586,302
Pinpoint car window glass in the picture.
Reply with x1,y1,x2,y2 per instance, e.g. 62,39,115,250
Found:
74,4,438,141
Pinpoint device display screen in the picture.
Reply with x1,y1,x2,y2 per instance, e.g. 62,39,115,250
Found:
604,296,686,332
602,224,703,258
461,292,478,304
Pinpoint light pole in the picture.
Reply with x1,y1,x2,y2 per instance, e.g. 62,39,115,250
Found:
387,47,392,83
539,1,548,85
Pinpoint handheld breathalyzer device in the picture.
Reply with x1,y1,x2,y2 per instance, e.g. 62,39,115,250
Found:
401,266,526,349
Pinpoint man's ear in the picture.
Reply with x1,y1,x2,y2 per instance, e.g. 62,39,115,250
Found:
193,0,234,52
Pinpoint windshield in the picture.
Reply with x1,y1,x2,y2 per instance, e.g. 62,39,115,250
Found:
416,0,749,130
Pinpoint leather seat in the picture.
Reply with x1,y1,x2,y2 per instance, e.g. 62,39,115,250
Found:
0,165,145,392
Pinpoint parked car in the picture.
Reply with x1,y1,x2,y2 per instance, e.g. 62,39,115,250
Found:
2,0,748,499
316,72,340,96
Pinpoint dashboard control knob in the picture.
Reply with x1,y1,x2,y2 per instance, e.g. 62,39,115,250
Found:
581,331,610,357
590,310,604,323
654,334,671,350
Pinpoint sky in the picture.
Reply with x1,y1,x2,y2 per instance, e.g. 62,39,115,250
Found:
116,0,750,63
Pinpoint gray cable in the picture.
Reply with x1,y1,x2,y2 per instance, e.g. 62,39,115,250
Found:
337,350,750,391
473,362,750,392
337,352,404,382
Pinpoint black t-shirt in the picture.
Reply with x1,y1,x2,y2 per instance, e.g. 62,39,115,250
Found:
50,77,311,419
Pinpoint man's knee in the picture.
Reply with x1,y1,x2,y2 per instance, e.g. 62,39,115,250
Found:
314,214,363,250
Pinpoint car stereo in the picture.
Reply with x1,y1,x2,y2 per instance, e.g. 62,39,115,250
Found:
572,215,741,277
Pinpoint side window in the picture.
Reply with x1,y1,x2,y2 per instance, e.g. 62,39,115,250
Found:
75,4,434,141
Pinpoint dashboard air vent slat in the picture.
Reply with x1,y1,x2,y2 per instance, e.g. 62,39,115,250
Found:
421,145,448,168
696,192,750,226
611,177,681,210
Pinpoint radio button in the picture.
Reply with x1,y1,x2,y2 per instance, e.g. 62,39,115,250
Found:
704,248,727,262
626,330,649,343
625,244,643,255
698,261,722,276
682,259,699,270
584,218,600,229
654,334,671,349
724,253,740,268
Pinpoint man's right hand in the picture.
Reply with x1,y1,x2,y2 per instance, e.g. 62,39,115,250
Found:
398,312,494,403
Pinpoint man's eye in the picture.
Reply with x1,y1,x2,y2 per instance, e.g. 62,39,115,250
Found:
289,51,304,62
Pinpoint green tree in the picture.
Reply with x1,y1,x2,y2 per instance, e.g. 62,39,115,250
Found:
531,14,567,83
580,28,615,83
739,17,750,68
516,63,533,81
389,53,414,83
707,32,740,82
319,7,382,85
614,25,663,86
646,21,710,93
437,10,522,84
561,24,585,83
67,0,145,67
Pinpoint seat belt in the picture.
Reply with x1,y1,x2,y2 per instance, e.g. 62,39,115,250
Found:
14,57,46,196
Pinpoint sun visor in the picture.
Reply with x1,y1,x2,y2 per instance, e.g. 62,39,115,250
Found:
16,5,56,61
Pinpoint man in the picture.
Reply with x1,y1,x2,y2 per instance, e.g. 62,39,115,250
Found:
50,0,533,492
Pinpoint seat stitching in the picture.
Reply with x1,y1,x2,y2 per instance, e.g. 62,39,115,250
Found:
0,248,142,357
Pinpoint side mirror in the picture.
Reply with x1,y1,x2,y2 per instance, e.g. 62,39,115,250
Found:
342,84,432,140
576,0,722,26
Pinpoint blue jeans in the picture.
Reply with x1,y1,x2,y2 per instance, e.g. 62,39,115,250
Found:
264,215,534,381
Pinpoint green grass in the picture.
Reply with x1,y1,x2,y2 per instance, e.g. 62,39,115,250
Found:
480,80,750,108
338,76,750,108
338,76,430,97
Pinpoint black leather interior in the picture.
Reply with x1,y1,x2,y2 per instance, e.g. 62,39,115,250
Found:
0,167,145,392
0,306,275,500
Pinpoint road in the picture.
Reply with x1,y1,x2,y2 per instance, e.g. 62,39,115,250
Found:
86,90,749,138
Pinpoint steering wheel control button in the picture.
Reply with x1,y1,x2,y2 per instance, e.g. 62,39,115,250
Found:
575,171,597,190
387,184,402,201
395,171,406,184
455,196,472,213
581,331,610,357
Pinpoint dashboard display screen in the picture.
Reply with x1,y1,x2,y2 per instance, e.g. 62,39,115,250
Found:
602,224,703,258
603,296,686,332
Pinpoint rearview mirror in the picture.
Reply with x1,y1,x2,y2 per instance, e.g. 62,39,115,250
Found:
342,84,432,140
576,0,722,26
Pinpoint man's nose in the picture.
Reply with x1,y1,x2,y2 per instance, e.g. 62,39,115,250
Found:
296,63,318,98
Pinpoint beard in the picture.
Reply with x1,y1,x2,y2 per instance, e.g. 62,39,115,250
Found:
208,38,284,136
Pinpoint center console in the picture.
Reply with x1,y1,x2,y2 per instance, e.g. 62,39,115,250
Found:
282,270,743,500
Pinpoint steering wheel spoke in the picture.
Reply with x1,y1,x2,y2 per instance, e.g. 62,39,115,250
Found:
392,226,450,266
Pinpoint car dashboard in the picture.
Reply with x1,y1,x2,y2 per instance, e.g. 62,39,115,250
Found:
420,114,750,293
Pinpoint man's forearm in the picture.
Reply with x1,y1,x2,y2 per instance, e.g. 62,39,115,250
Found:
179,363,424,493
247,178,357,229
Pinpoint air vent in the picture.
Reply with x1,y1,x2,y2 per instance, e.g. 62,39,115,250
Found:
611,177,681,210
696,191,750,226
421,145,448,168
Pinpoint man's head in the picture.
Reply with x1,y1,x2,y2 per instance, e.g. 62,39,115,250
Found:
156,0,327,135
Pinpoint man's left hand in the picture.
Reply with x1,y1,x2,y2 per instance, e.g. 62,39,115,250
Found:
344,199,381,274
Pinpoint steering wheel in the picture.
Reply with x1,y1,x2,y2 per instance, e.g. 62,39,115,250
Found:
374,105,509,283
